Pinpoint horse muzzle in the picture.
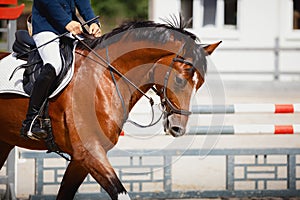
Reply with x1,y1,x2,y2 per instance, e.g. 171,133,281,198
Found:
163,113,188,137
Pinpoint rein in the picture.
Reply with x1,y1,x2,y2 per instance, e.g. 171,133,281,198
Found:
105,47,163,128
74,35,194,128
15,16,100,60
74,35,154,106
74,36,166,128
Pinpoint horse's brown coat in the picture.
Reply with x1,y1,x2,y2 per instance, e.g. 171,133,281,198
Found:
0,21,220,199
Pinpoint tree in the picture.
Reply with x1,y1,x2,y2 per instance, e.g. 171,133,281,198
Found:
91,0,148,31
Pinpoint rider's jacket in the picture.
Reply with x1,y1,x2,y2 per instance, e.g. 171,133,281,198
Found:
32,0,98,35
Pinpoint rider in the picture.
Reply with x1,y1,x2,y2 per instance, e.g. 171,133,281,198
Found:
21,0,102,140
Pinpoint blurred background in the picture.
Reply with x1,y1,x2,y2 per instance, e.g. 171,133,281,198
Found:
1,0,300,81
2,0,148,34
1,0,300,199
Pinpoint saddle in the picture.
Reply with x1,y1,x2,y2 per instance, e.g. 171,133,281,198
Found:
12,30,75,96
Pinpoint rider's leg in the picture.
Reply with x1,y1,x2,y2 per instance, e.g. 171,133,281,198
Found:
34,31,62,75
22,63,57,139
22,32,62,140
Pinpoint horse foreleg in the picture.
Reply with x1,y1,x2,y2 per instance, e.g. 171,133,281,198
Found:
82,148,130,200
0,141,14,170
56,160,88,200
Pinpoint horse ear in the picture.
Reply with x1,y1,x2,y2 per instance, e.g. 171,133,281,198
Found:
203,41,222,55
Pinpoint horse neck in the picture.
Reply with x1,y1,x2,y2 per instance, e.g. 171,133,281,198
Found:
75,39,183,116
105,46,176,111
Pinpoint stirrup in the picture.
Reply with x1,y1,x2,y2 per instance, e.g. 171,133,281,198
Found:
26,115,48,140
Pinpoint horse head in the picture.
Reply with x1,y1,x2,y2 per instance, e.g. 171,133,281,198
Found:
153,41,221,137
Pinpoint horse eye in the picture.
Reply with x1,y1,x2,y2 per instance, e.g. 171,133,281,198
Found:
174,75,187,88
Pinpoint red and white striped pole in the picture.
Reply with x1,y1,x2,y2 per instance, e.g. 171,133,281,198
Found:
192,104,300,114
188,124,300,135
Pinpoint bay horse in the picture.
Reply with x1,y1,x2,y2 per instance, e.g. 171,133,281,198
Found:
0,20,220,200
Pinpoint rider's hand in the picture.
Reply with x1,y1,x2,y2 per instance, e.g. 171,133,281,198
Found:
89,23,102,37
65,21,83,35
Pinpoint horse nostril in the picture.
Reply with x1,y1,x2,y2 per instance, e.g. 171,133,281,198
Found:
170,126,185,137
171,126,181,133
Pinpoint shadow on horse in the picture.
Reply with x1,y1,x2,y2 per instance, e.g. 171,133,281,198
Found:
0,19,220,200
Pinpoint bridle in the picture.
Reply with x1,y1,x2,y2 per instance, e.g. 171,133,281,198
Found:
75,38,195,128
151,57,194,117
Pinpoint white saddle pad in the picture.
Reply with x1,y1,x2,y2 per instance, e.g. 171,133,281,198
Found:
0,53,74,98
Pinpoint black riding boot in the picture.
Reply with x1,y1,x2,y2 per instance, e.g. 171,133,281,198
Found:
21,63,57,140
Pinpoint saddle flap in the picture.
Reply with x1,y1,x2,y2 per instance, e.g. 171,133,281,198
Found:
22,36,75,96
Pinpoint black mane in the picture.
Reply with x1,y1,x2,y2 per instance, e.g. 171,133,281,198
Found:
77,20,198,50
77,17,207,77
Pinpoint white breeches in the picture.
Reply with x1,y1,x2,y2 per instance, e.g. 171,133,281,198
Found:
33,31,62,76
